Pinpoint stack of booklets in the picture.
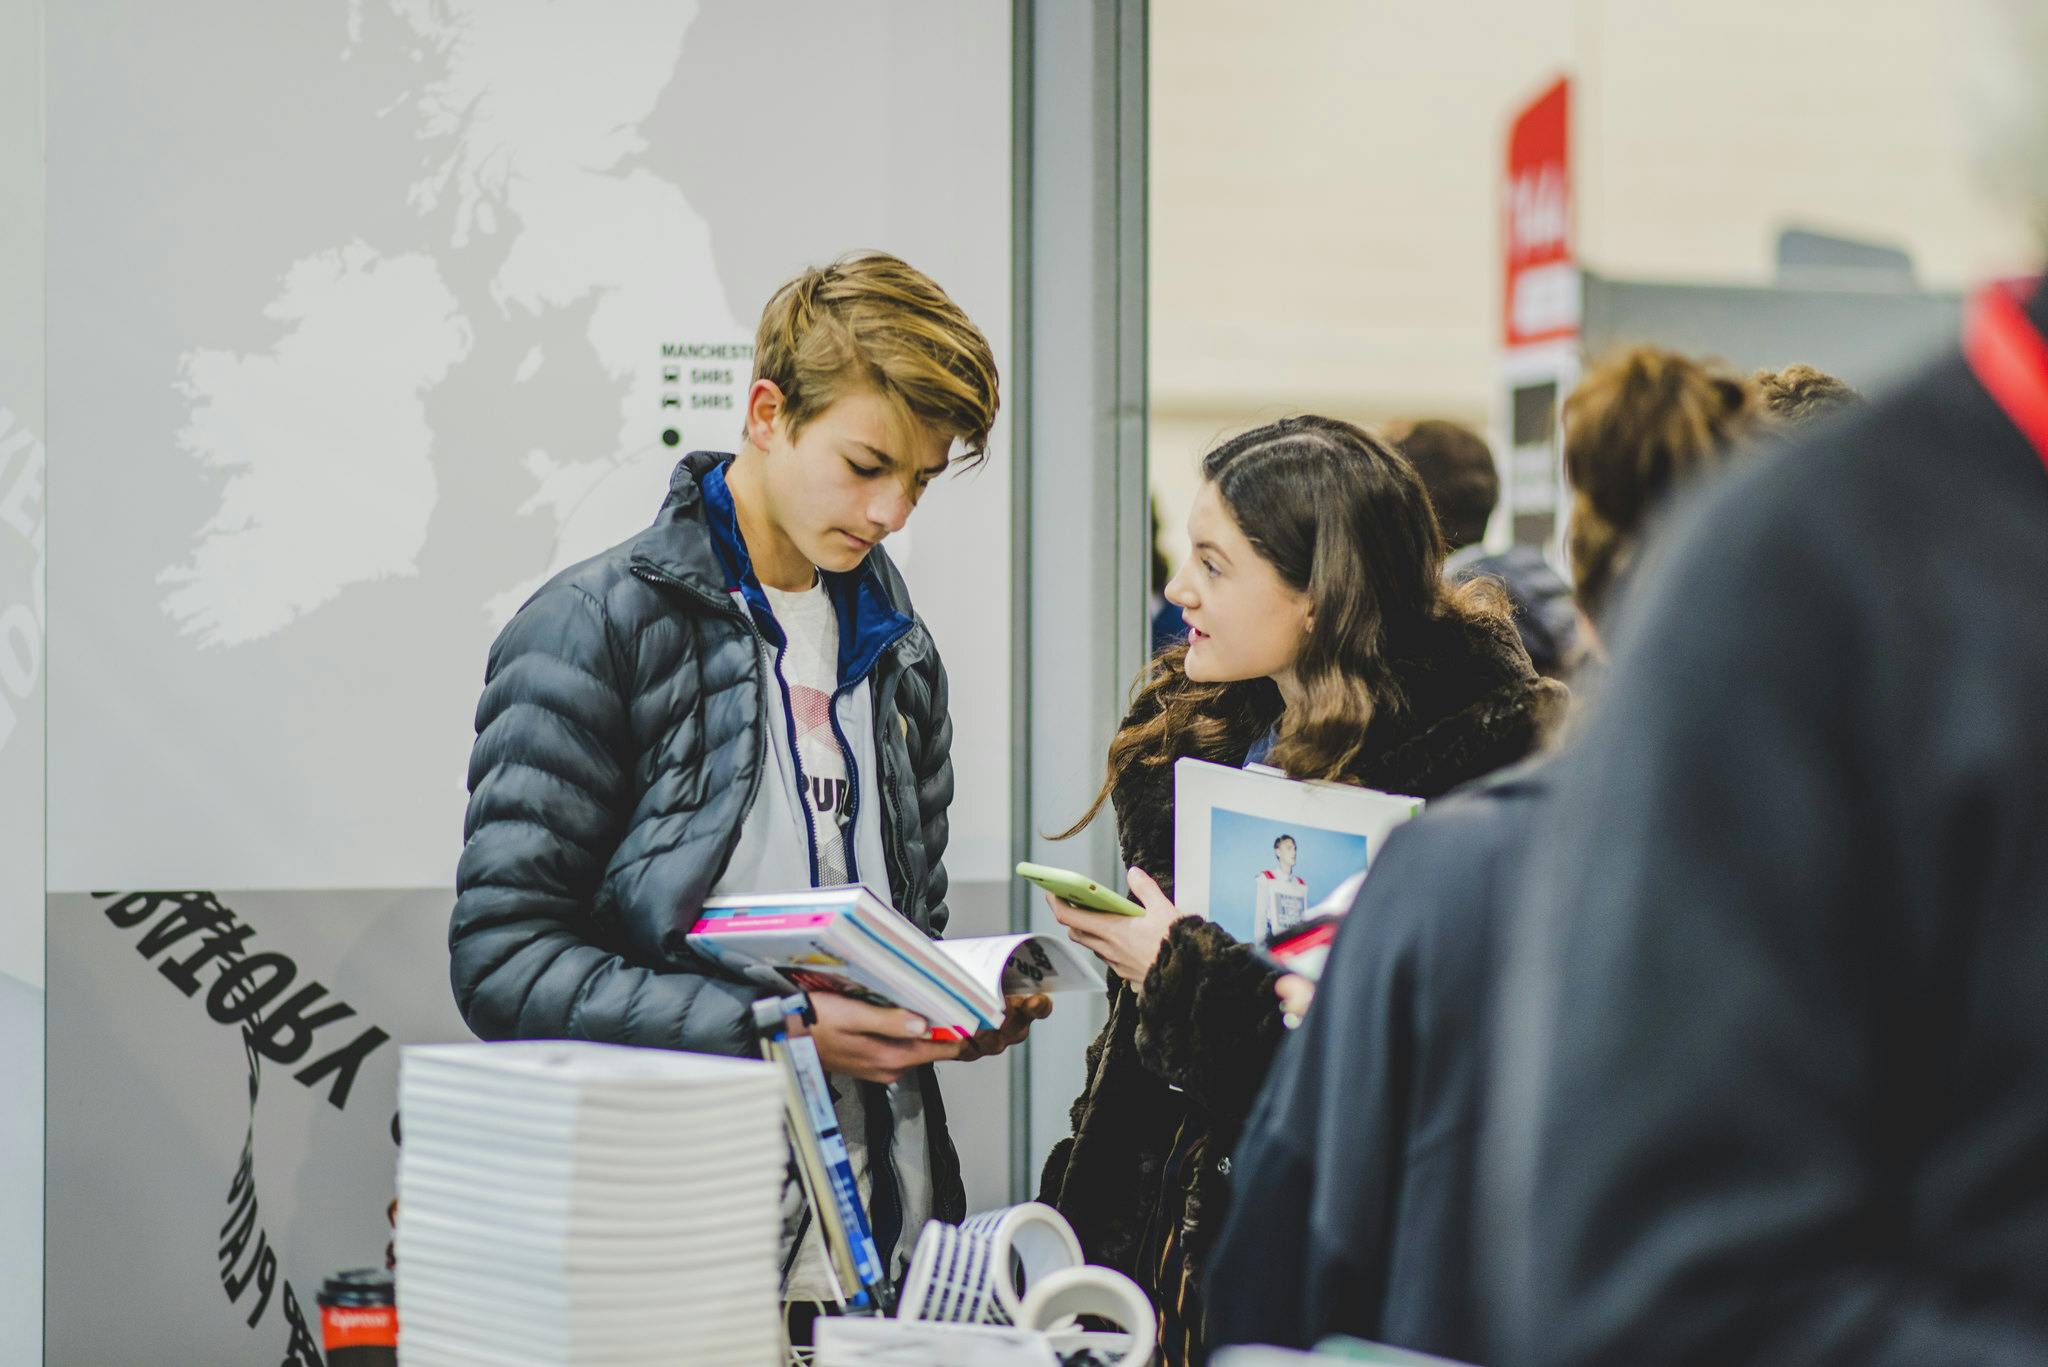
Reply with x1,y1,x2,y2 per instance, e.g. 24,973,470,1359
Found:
689,885,1101,1041
395,1040,786,1366
753,997,887,1312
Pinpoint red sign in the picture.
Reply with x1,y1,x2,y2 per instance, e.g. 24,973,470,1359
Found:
320,1303,398,1351
1503,75,1576,348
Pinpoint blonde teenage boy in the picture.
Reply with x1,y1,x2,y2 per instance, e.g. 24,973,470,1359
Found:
450,253,1042,1301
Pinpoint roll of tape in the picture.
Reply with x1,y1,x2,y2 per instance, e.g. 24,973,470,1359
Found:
946,1223,998,1324
897,1222,948,1321
958,1202,1084,1324
1019,1266,1155,1367
900,1221,999,1324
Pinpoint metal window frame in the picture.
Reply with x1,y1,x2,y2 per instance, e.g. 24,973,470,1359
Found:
1008,0,1150,1200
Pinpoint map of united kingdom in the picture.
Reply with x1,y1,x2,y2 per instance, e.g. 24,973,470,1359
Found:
162,0,750,645
47,0,1002,894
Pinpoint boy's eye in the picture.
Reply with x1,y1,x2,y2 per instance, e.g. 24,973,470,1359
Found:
1203,558,1221,578
848,460,884,478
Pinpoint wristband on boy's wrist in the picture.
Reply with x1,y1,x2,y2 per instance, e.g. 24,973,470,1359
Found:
749,991,816,1038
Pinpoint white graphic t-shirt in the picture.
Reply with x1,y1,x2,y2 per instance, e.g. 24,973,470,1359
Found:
1253,867,1310,942
761,578,852,884
757,575,934,1301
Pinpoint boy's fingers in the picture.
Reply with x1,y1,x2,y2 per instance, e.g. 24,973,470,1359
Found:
851,1008,930,1040
1016,994,1053,1020
814,991,929,1039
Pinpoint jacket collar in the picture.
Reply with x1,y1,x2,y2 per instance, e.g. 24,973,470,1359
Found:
627,452,919,688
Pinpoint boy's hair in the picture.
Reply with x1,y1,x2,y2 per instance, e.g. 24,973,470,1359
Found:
1274,834,1296,851
752,251,1000,468
1385,418,1500,551
1751,364,1862,426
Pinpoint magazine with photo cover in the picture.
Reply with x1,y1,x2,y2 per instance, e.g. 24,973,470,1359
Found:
1172,758,1424,945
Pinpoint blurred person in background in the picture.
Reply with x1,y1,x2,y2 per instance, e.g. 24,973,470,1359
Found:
1391,418,1582,680
1205,347,1797,1362
1488,1,2048,1358
1151,495,1189,653
1752,362,1863,424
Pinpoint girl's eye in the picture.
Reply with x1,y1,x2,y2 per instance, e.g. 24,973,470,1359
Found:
1203,558,1221,578
849,461,884,478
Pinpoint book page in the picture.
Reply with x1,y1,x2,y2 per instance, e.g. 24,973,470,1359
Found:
933,934,1104,999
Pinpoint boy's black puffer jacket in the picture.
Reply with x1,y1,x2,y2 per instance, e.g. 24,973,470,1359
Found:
449,450,964,1221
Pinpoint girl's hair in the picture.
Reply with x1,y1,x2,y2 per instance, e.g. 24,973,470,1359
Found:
1563,347,1764,625
1060,415,1509,836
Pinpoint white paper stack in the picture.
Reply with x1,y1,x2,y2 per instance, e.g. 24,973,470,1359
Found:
396,1040,787,1366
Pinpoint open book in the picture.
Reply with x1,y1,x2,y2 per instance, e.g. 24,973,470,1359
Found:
688,885,1103,1041
1173,757,1424,945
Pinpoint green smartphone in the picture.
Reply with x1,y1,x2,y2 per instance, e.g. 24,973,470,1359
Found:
1015,861,1147,917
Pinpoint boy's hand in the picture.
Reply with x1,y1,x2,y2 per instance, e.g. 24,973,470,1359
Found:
1048,866,1193,996
806,992,964,1084
951,994,1054,1062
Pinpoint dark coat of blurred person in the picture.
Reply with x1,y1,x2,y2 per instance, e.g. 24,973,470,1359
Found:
1486,10,2048,1356
1391,418,1582,680
1203,348,1814,1362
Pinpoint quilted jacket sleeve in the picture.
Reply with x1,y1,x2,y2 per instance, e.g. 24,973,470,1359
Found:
449,583,758,1056
901,636,955,934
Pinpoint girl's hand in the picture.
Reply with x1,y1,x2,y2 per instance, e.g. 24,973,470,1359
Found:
1275,973,1315,1029
1048,866,1192,995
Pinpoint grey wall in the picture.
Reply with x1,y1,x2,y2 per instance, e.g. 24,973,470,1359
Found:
1582,273,1964,394
0,0,46,1359
937,879,1018,1214
47,890,469,1365
44,0,1014,895
1018,0,1152,1183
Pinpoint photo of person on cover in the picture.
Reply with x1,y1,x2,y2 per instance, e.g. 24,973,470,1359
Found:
1208,812,1365,945
1253,834,1309,940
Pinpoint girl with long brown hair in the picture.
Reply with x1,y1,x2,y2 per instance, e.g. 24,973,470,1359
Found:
1036,414,1564,1365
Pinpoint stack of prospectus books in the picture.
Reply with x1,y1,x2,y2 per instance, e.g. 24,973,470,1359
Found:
396,1040,786,1366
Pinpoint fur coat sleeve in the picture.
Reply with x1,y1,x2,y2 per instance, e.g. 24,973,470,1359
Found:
1133,918,1287,1119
